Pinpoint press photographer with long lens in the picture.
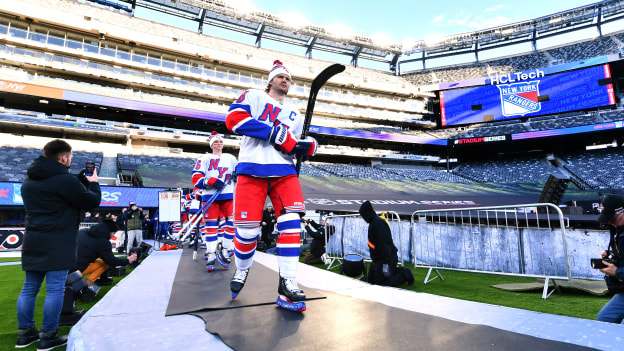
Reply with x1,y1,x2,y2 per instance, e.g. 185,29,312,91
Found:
302,217,334,265
595,195,624,323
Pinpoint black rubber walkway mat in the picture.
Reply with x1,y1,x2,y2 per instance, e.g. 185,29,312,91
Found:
167,248,595,351
193,291,597,351
166,248,325,316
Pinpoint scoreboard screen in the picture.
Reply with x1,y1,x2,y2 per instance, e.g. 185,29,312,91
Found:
439,64,615,127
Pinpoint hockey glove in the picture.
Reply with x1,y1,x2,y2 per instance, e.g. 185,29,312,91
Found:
269,124,297,154
206,177,225,190
229,170,237,183
291,137,317,160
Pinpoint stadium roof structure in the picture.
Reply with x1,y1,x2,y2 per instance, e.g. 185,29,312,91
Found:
113,0,403,71
401,0,624,67
72,0,624,73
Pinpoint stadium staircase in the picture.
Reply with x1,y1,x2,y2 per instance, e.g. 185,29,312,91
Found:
449,164,484,183
550,157,591,190
98,156,118,185
558,160,593,190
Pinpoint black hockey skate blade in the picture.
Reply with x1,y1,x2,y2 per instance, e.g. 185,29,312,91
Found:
166,248,325,316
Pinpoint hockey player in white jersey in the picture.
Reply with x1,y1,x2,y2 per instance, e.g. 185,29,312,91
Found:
191,131,237,271
226,60,317,311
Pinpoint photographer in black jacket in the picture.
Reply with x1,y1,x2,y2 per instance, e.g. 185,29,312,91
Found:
596,195,624,323
302,217,334,264
359,201,414,287
75,220,137,285
16,139,101,349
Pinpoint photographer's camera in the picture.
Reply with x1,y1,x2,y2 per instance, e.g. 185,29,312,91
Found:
591,250,619,269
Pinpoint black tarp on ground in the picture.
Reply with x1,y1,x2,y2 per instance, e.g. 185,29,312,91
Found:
192,292,596,351
165,248,325,315
166,249,596,351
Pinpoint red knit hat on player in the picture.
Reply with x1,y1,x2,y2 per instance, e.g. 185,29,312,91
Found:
268,60,290,83
208,131,223,147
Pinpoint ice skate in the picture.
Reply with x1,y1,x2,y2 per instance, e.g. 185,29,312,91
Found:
276,276,306,312
230,269,249,299
216,246,231,269
205,253,216,272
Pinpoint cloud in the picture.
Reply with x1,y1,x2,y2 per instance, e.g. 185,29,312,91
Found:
468,15,511,29
431,14,445,23
449,15,472,26
485,4,504,12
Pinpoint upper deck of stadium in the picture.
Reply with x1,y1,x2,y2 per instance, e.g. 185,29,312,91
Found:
0,0,623,157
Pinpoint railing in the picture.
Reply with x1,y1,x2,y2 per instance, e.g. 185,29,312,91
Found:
79,222,97,229
410,203,571,299
324,211,404,270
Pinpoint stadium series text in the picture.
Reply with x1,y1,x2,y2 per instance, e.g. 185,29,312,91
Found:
490,69,544,84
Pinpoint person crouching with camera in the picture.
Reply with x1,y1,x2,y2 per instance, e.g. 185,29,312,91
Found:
75,219,137,285
596,195,624,323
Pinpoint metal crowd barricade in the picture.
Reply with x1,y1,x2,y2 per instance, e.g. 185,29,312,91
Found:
410,203,571,299
324,211,404,270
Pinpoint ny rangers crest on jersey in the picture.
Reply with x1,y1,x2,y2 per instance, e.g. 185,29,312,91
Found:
497,81,541,117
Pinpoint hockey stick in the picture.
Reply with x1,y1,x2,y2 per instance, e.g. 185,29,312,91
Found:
179,187,224,243
295,63,345,175
177,186,222,239
179,176,235,244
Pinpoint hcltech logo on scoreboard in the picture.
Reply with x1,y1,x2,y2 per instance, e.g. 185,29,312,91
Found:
496,81,541,117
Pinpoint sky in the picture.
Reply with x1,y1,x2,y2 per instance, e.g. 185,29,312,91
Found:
134,0,622,71
244,0,596,45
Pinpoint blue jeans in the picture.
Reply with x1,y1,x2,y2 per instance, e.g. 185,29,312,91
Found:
17,269,69,332
598,292,624,323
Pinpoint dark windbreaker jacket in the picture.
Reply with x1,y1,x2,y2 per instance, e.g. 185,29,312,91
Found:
21,155,101,271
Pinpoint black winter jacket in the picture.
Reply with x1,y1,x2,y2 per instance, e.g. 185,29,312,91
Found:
304,220,335,257
21,155,101,271
305,220,325,257
358,200,398,265
76,223,130,271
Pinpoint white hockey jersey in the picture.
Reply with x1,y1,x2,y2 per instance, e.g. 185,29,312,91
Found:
191,153,237,201
226,89,303,177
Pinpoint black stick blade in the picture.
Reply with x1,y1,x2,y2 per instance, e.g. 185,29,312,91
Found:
301,63,346,139
296,63,345,175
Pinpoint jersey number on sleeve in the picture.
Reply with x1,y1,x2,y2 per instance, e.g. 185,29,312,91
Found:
236,91,248,103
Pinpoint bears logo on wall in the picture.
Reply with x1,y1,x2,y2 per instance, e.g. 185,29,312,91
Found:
0,229,25,250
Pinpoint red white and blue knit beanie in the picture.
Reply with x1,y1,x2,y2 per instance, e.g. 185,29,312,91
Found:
208,131,223,147
268,60,290,83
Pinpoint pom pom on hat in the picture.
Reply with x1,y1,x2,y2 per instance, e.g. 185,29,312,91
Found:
268,60,291,83
209,131,223,147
